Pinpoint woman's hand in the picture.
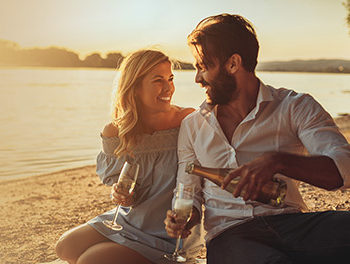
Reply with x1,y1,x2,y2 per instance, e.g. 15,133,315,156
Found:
110,182,135,207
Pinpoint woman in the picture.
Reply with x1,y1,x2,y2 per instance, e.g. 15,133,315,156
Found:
55,50,202,264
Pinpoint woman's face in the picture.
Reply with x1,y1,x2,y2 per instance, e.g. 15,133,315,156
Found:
136,61,175,113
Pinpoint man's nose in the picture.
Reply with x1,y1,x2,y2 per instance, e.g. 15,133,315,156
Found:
195,70,203,84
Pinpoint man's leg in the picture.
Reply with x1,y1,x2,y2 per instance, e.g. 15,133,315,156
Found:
206,218,293,264
263,211,350,263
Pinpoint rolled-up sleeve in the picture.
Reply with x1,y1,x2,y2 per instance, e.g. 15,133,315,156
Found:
96,134,126,186
294,94,350,188
175,119,204,217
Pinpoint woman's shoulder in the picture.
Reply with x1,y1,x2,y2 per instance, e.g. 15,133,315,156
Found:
168,106,195,128
173,106,195,121
102,122,119,138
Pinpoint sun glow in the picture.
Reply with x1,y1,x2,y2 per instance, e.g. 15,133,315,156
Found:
0,0,349,62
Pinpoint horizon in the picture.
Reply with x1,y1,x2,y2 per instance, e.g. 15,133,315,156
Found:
1,0,350,63
3,38,350,64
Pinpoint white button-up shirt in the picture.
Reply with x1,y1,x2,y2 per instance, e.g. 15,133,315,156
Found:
176,81,350,242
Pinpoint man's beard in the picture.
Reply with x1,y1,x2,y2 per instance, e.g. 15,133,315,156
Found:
201,68,237,105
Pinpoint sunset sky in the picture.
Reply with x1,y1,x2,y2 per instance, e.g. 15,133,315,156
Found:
1,0,349,62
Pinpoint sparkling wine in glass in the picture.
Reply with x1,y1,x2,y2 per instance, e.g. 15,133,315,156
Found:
164,183,194,262
103,160,139,231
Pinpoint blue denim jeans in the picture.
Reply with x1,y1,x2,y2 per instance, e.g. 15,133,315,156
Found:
207,211,350,264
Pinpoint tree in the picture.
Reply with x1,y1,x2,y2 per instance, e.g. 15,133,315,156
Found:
344,0,350,34
0,39,20,65
104,52,124,68
83,53,104,67
19,47,81,67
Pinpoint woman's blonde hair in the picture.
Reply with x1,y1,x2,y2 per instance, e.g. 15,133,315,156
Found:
111,49,170,157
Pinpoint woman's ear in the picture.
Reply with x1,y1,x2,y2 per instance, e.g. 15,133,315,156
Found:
225,54,242,74
134,83,141,98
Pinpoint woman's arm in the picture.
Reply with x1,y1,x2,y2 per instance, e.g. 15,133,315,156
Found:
102,122,119,137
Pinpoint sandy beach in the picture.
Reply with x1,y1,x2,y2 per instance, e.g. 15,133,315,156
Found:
1,116,349,264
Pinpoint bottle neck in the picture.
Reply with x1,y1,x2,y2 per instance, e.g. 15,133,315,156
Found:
188,164,230,185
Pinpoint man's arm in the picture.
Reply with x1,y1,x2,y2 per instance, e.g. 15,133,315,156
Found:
224,94,350,202
164,118,204,238
222,152,343,202
276,152,343,189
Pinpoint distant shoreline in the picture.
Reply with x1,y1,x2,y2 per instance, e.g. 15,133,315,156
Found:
2,39,350,73
1,65,350,74
0,164,96,184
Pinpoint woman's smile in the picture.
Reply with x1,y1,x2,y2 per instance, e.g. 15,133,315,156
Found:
157,95,171,103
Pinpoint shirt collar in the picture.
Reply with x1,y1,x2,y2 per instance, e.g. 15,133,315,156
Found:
199,100,213,117
256,79,274,105
249,80,274,120
199,79,274,116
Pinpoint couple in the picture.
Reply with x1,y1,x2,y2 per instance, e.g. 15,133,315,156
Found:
56,14,350,264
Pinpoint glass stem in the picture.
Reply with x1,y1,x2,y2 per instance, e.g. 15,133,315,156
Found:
173,236,181,256
111,205,120,224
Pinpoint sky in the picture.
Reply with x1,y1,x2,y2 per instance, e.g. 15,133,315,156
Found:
0,0,349,62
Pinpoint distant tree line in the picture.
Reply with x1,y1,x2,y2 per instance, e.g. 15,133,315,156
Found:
0,39,194,70
1,39,350,73
257,59,350,74
344,0,350,34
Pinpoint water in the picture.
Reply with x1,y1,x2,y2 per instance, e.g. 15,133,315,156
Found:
0,67,349,180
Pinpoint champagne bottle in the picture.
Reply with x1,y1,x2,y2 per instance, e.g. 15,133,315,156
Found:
185,162,287,207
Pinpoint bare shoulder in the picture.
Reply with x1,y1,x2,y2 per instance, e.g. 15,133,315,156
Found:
102,122,119,137
174,106,195,120
181,107,196,118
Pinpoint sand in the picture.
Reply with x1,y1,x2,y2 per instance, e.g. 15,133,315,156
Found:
0,116,349,264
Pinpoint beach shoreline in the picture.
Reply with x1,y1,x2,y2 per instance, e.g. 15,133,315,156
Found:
1,115,349,264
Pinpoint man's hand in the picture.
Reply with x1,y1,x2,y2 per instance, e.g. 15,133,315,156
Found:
110,182,135,207
222,152,280,201
164,206,200,238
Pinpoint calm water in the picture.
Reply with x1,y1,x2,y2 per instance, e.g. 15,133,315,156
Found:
0,67,349,180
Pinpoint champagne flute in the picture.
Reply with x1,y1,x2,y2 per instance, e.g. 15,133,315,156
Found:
164,183,194,262
103,160,139,231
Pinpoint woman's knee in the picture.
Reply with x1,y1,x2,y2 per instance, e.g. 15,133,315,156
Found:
56,224,105,262
76,242,153,264
55,228,80,261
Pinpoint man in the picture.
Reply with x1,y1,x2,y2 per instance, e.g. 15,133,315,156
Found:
164,14,350,263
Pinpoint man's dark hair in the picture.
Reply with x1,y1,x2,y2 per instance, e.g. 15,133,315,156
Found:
188,13,259,72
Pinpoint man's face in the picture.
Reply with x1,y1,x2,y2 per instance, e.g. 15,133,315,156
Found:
193,54,237,105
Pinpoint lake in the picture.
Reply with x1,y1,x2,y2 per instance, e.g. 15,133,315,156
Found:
0,67,349,180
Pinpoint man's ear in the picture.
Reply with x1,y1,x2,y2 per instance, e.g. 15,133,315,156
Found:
225,54,242,74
